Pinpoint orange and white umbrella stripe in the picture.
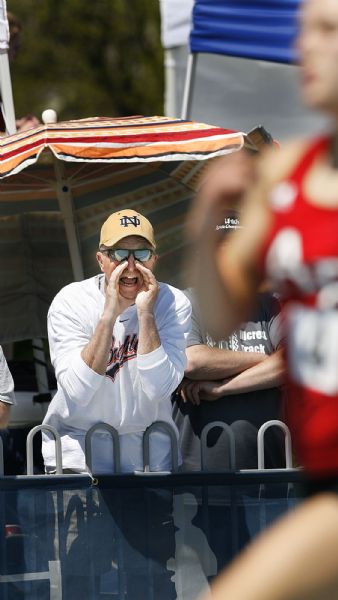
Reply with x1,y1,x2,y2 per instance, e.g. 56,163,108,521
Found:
0,115,245,178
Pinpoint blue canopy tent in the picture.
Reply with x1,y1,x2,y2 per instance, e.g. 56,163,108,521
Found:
191,0,299,62
181,0,300,119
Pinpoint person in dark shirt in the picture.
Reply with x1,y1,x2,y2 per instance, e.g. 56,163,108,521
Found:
173,285,285,471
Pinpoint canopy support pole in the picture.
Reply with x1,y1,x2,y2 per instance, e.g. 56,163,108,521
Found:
0,50,16,134
181,53,197,119
53,158,84,281
164,48,177,118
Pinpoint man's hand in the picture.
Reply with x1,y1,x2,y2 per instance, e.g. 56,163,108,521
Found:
134,263,160,314
135,263,161,355
179,377,226,405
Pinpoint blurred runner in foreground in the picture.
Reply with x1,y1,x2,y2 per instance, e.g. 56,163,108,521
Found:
173,207,285,473
190,0,338,598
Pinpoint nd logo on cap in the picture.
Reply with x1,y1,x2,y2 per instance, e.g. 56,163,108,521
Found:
120,215,141,228
100,209,156,248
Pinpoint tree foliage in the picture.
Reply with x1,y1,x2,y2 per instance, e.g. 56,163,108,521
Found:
8,0,164,121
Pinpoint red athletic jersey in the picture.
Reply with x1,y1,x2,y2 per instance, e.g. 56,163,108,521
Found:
261,137,338,476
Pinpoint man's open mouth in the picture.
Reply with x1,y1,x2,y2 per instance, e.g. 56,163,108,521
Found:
120,276,138,287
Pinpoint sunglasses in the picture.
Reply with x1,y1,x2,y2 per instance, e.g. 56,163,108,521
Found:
105,248,153,263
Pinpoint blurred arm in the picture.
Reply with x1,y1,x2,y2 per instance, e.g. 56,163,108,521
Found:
186,150,273,339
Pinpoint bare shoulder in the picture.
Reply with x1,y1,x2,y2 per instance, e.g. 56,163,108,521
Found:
257,138,311,186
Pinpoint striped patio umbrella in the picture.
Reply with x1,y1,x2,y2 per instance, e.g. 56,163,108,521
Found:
0,115,245,342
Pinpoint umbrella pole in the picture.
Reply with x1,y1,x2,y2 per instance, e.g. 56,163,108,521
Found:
53,158,84,282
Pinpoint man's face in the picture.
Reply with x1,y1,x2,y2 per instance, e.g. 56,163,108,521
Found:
96,235,157,301
297,0,338,114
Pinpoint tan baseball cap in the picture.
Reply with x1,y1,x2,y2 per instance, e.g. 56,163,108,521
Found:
99,209,156,248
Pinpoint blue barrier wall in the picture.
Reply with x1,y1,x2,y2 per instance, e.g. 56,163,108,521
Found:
0,471,302,599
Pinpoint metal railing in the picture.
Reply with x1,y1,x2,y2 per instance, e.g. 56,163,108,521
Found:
0,419,297,476
143,421,179,473
201,421,236,471
257,420,293,470
85,422,121,474
26,425,62,475
0,420,299,600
